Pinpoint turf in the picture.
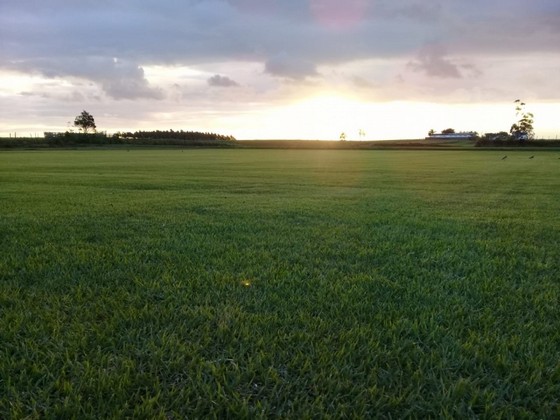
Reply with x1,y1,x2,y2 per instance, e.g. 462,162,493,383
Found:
1,149,559,418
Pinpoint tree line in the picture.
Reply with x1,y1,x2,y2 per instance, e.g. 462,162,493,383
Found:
43,110,236,144
113,130,235,142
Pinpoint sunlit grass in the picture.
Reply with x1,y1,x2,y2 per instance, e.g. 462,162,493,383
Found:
1,149,559,417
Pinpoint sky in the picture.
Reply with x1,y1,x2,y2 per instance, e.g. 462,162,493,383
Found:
1,0,560,140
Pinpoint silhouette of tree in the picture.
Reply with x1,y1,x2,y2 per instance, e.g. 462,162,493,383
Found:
74,110,96,133
510,99,534,140
339,132,347,141
442,128,455,134
112,130,236,142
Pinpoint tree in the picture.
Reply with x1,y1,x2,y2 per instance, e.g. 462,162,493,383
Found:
510,99,534,140
339,132,347,141
484,131,510,141
74,110,96,133
428,129,435,136
442,128,455,134
358,129,366,139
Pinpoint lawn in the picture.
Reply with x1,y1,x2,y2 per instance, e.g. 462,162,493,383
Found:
1,149,559,418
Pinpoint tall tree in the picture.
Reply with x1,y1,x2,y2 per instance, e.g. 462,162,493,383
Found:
74,110,96,134
510,99,534,140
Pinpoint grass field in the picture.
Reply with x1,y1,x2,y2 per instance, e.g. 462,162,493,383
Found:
1,149,559,417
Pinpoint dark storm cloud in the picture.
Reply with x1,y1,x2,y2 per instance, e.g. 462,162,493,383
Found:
1,0,559,90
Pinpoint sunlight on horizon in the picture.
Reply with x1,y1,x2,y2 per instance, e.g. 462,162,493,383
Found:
2,68,559,139
226,97,559,140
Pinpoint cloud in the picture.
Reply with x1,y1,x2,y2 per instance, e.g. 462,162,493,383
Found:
407,44,483,80
264,53,318,80
2,0,558,77
352,76,375,89
408,45,463,79
207,74,239,87
7,56,163,100
309,0,368,29
460,64,483,78
100,60,164,100
390,2,443,22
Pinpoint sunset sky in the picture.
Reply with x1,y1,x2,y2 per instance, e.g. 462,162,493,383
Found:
1,0,559,139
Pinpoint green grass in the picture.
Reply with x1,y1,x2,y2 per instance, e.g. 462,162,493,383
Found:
237,138,477,149
1,149,559,418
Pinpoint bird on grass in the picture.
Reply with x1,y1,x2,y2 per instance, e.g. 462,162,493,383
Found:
501,155,507,160
529,155,534,159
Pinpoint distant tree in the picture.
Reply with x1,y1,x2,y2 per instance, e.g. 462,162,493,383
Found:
484,131,511,141
510,99,534,140
428,129,435,136
111,129,236,142
442,128,455,134
74,110,96,134
358,129,366,139
339,132,347,141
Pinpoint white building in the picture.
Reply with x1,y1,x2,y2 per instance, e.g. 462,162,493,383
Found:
426,132,476,140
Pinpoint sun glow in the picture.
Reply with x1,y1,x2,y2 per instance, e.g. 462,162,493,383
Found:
0,71,51,95
227,97,560,140
285,94,368,139
238,95,450,140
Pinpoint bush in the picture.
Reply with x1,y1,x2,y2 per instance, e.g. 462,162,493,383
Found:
44,132,109,145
